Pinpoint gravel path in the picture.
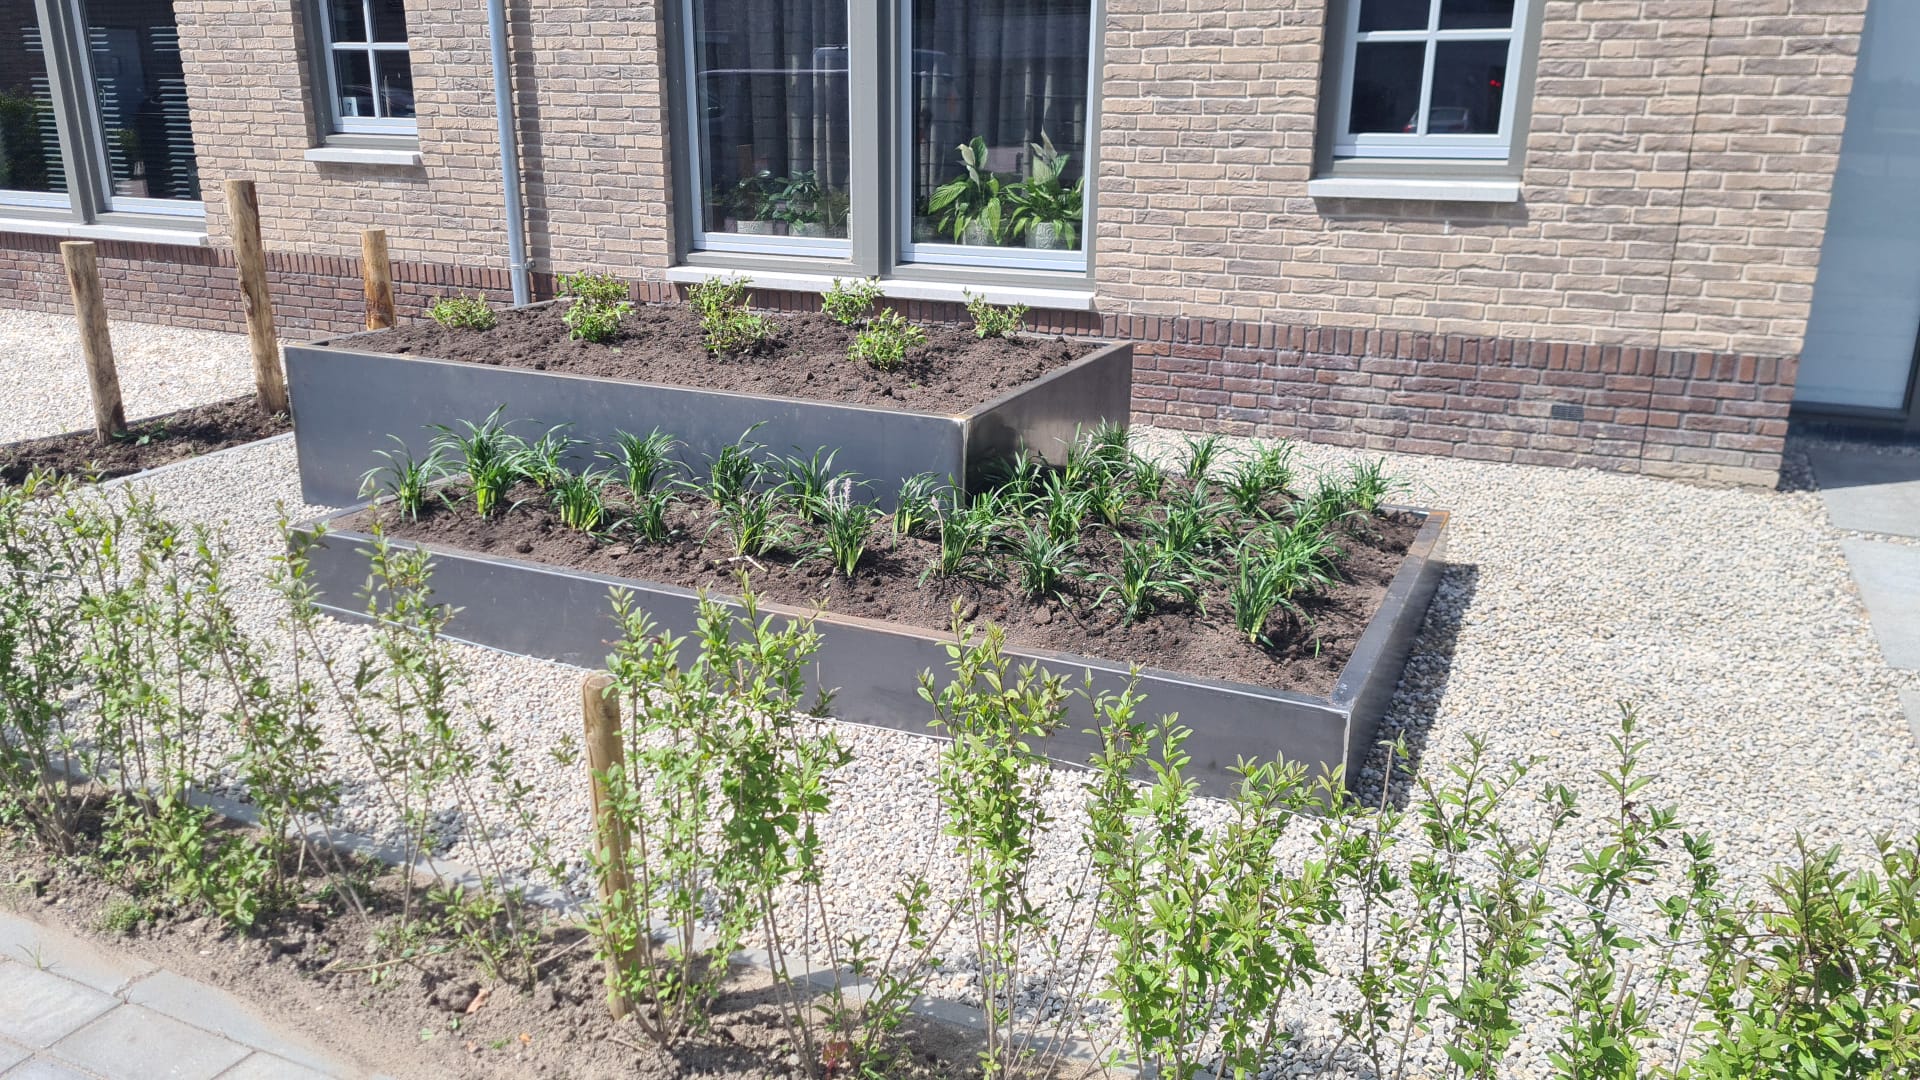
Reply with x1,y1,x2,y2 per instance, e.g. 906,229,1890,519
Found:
102,427,1920,1076
0,310,257,443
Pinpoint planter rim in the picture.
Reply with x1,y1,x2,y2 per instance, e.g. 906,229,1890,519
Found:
295,501,1444,713
299,301,1125,424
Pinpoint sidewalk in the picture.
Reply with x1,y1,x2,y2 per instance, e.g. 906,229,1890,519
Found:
1809,444,1920,746
0,910,373,1080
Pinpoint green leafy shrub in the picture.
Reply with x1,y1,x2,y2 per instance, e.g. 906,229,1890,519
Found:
688,275,775,354
558,270,633,344
849,308,927,371
559,270,631,307
426,293,497,331
964,290,1027,338
822,276,883,325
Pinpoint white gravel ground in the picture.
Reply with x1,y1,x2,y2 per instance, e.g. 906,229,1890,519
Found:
0,310,257,443
100,426,1920,1077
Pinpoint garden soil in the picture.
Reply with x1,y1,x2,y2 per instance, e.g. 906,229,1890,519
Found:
0,396,289,486
335,302,1094,415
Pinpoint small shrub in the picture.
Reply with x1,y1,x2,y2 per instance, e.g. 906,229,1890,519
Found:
686,274,751,319
849,309,927,371
822,276,883,326
559,270,631,307
426,294,497,331
559,271,633,344
688,275,775,354
964,290,1027,338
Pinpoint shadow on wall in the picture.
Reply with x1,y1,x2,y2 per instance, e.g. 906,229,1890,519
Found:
1352,561,1480,811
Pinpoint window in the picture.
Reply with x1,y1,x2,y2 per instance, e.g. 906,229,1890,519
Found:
1,0,203,219
317,0,415,135
672,0,1099,278
1331,0,1528,160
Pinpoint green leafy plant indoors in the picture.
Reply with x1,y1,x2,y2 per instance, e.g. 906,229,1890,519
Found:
928,136,1008,244
1005,132,1083,249
849,308,927,371
429,408,527,517
558,270,632,344
964,290,1027,339
359,436,447,521
549,468,613,533
426,293,497,331
822,276,884,326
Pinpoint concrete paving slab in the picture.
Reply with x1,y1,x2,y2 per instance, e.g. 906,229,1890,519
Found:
52,1005,249,1080
2,1059,94,1079
218,1052,342,1080
1811,447,1920,538
1841,540,1920,670
1904,690,1920,749
125,970,344,1075
0,1040,28,1072
0,914,156,995
0,965,116,1049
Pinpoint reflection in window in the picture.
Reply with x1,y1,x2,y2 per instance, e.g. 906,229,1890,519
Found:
1336,0,1524,158
688,0,851,242
908,0,1091,254
81,0,200,203
0,0,69,201
324,0,414,130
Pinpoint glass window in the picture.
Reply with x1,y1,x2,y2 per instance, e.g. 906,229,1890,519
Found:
0,0,69,206
322,0,415,133
903,0,1092,267
80,0,201,207
683,0,852,253
1334,0,1526,160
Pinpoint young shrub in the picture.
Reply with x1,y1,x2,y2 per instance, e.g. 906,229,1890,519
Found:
559,270,633,344
848,308,927,371
685,273,751,319
821,276,884,326
892,472,943,539
601,428,680,495
689,275,775,355
358,435,447,520
964,290,1027,339
426,293,497,331
429,408,528,517
814,489,877,577
560,270,632,307
548,468,613,532
1007,523,1084,601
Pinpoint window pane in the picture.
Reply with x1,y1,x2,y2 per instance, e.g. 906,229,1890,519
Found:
688,0,852,240
0,0,68,197
332,50,374,118
369,0,406,43
1357,0,1430,32
1348,41,1425,134
909,0,1091,252
329,0,364,43
374,50,413,118
1427,40,1506,135
82,0,201,202
1438,0,1513,30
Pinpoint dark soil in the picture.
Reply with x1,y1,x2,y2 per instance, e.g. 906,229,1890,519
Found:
331,302,1093,416
1,838,1074,1080
0,396,290,486
353,482,1419,697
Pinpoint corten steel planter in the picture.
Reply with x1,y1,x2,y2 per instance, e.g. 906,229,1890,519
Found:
284,304,1134,508
290,506,1448,797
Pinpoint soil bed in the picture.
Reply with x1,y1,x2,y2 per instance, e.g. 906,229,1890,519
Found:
338,302,1093,415
353,481,1418,697
0,396,290,485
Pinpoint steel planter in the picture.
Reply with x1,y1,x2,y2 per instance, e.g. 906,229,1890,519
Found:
290,507,1448,797
285,307,1134,508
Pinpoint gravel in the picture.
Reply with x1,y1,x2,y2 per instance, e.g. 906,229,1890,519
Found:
0,310,258,443
89,425,1920,1077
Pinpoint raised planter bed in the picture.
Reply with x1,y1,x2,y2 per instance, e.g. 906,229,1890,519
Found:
0,396,290,486
285,300,1133,508
290,503,1447,796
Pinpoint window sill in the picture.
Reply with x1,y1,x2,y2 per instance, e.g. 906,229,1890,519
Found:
304,146,424,168
664,265,1096,312
0,216,209,247
1305,177,1522,203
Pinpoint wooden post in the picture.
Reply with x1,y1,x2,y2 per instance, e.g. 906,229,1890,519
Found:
59,241,126,444
361,228,395,331
582,672,636,1019
223,179,289,416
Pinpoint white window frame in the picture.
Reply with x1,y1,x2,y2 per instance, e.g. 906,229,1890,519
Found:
317,0,415,136
1331,0,1526,161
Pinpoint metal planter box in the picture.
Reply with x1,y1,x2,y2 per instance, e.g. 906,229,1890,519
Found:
285,308,1134,508
291,507,1448,796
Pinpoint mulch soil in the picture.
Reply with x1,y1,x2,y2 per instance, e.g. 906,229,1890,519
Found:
333,302,1096,416
0,396,290,486
354,480,1419,697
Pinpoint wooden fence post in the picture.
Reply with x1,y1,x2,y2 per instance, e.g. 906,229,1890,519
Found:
58,241,126,444
361,228,395,331
223,179,290,416
582,672,636,1019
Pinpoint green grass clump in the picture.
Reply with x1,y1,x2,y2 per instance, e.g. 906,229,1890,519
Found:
965,290,1027,339
822,277,884,326
430,407,527,517
849,309,927,371
549,469,613,532
426,294,497,331
359,436,447,520
602,428,680,495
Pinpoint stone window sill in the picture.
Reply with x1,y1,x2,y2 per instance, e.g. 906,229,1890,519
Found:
1306,177,1522,203
304,146,424,168
0,216,209,246
663,265,1096,312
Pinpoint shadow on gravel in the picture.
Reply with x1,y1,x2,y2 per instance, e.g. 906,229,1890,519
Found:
1351,562,1480,811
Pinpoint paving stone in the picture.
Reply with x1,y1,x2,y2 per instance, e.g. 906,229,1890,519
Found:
1904,690,1920,749
0,913,156,995
124,971,346,1075
216,1052,345,1080
51,1005,249,1080
1841,540,1920,670
0,1039,28,1072
0,965,116,1049
2,1059,95,1079
1812,447,1920,538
